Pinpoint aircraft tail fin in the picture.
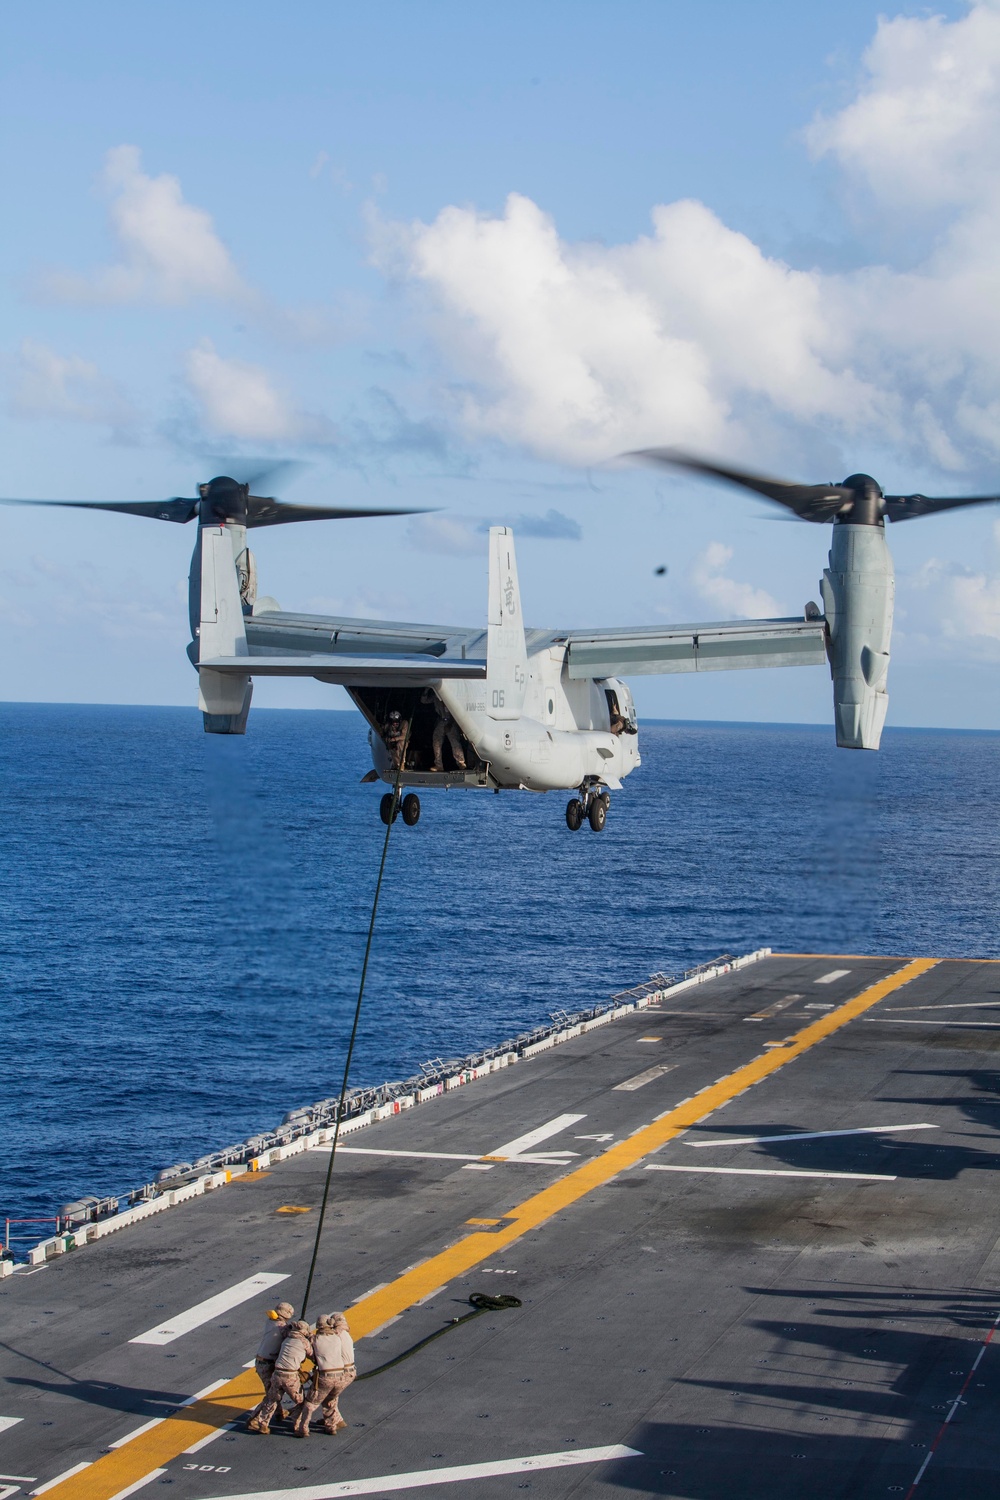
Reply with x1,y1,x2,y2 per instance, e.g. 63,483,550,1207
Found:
486,526,528,721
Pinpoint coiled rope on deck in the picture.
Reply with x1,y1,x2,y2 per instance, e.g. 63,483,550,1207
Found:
356,1293,522,1381
301,736,409,1320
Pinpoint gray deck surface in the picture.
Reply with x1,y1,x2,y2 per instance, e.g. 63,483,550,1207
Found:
2,954,999,1500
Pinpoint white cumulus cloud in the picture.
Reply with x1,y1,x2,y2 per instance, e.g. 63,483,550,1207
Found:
184,340,335,444
807,3,1000,212
371,3,1000,478
689,541,780,619
42,145,248,306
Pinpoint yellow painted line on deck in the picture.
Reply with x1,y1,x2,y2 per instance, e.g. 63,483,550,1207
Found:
45,957,937,1500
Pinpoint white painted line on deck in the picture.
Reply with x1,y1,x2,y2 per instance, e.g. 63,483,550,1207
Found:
191,1443,642,1498
816,969,851,984
31,1464,92,1495
0,1479,37,1488
129,1274,289,1346
866,1019,1000,1028
688,1123,937,1148
885,1001,1000,1011
646,1164,896,1181
337,1147,574,1166
108,1417,164,1449
614,1064,675,1092
338,1147,481,1162
0,1420,22,1436
183,1420,238,1454
486,1113,586,1160
108,1381,230,1447
107,1472,167,1499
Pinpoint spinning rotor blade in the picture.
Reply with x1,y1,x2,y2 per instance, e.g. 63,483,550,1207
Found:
628,448,1000,526
0,496,199,523
882,491,1000,523
626,449,854,522
245,496,427,527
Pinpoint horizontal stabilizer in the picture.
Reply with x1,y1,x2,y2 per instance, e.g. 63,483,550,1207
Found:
200,653,486,685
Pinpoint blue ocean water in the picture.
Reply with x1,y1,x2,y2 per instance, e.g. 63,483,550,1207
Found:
2,703,997,1228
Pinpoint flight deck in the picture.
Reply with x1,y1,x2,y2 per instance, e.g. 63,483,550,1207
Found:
2,953,999,1500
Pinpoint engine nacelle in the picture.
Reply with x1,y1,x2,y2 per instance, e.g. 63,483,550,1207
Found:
820,522,894,750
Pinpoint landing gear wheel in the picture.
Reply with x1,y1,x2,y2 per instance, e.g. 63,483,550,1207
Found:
379,792,398,825
588,797,607,832
401,792,421,826
566,798,584,831
599,791,610,811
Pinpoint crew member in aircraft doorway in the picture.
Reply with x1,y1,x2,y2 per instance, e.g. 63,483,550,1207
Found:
422,688,467,772
384,709,409,769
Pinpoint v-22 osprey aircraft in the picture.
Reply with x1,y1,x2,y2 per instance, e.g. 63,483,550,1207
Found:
6,450,995,830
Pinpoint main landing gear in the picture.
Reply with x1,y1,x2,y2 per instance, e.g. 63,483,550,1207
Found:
566,787,610,832
380,792,421,826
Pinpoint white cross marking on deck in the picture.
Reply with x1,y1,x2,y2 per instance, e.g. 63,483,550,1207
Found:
614,1064,675,1092
744,994,802,1022
189,1444,642,1498
128,1273,290,1346
485,1113,586,1160
687,1123,937,1148
815,969,851,984
646,1164,896,1181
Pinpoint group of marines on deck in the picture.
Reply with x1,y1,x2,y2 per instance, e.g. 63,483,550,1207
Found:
247,1300,355,1438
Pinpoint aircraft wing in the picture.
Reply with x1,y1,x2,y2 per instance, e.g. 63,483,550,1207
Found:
559,617,827,678
202,652,485,686
241,606,826,682
245,608,482,659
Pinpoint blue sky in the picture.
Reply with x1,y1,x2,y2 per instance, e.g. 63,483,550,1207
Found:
3,0,998,727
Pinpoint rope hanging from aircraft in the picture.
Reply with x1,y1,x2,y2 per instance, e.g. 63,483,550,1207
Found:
300,728,411,1320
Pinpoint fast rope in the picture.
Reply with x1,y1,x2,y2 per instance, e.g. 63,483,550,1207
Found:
356,1293,522,1381
301,732,410,1320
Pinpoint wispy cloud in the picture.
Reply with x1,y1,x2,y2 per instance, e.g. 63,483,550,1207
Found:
35,146,349,343
39,146,249,306
407,507,582,555
902,520,1000,657
496,508,581,540
408,514,483,556
9,338,140,440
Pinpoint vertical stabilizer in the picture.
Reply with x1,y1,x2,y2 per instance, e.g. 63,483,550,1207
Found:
197,525,252,734
486,526,528,721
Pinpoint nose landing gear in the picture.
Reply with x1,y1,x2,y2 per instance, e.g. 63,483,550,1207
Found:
566,786,610,832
